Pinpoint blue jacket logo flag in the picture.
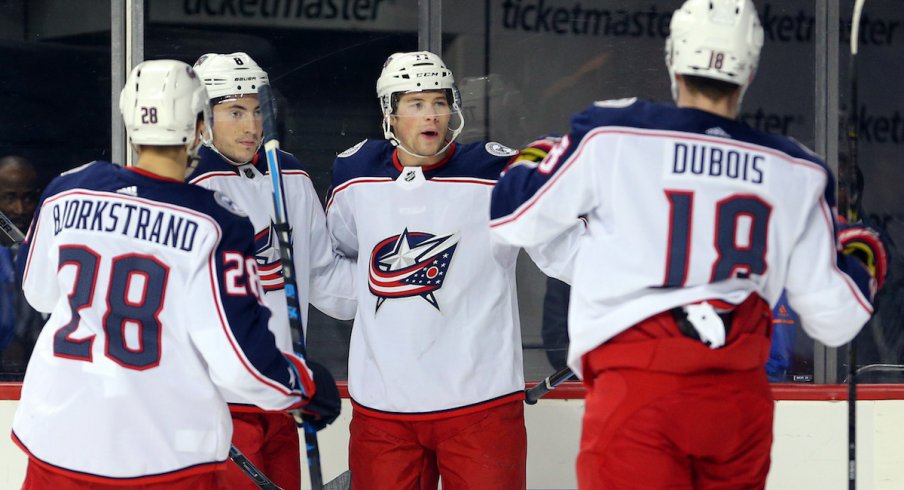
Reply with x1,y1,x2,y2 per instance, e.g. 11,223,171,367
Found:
254,221,289,292
368,228,459,311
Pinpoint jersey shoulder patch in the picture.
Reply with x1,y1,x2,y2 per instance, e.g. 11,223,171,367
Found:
213,190,248,217
593,97,638,109
484,142,518,157
60,160,102,177
338,139,368,158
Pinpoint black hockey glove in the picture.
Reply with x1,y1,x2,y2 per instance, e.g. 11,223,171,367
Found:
295,360,341,432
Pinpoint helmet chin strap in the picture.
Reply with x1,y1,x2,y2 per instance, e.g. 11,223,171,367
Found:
204,139,263,167
384,109,465,161
186,124,214,178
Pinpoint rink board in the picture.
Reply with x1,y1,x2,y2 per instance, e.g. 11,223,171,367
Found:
0,383,902,489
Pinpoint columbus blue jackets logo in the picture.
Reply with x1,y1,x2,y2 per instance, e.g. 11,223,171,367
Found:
254,222,289,291
369,229,459,311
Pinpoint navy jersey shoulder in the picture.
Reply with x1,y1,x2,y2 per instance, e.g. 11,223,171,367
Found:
571,99,834,203
44,161,255,241
331,139,394,187
332,139,513,187
574,99,826,166
194,145,307,176
433,141,515,181
270,148,305,173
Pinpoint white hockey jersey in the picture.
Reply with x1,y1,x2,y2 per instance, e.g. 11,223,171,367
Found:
490,98,875,378
13,162,313,483
327,140,581,417
191,146,356,357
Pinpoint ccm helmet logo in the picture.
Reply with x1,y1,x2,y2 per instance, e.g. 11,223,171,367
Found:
416,72,440,78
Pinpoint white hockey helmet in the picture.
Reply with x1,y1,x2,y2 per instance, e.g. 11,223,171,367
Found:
119,59,211,152
665,0,764,101
193,52,269,102
376,51,464,156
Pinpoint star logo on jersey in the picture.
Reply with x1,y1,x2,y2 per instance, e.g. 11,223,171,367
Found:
254,221,290,292
368,229,459,312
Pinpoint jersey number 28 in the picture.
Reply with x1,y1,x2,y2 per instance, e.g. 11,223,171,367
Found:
53,246,168,370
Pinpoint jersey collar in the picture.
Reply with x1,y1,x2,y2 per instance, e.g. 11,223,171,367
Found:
392,143,457,176
126,166,184,183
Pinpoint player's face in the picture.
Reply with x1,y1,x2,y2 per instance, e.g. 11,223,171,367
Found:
0,166,38,232
391,91,452,160
211,95,262,164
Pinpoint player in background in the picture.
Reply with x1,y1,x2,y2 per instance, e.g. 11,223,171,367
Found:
0,156,43,362
190,52,356,490
489,0,888,488
326,51,582,489
11,59,336,490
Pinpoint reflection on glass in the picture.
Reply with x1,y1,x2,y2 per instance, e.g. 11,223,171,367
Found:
0,0,112,380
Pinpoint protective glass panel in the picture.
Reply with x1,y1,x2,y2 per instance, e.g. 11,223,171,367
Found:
145,0,419,380
840,0,904,384
0,0,112,380
444,0,821,383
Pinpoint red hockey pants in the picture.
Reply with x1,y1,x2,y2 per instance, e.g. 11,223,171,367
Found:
577,295,775,489
349,400,527,490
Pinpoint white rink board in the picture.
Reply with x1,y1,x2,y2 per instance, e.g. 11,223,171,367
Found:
1,399,903,489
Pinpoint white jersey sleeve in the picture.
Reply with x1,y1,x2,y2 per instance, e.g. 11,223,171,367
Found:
191,147,357,349
301,175,357,320
784,196,872,347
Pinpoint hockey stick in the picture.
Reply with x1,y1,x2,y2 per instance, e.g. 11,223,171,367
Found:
0,211,25,247
525,366,575,405
258,83,325,490
843,2,866,489
323,470,351,490
230,445,283,490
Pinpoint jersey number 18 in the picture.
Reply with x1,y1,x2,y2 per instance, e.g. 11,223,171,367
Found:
664,190,772,286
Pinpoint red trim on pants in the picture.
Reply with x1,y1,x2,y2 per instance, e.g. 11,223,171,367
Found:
349,400,527,490
351,391,525,421
21,460,221,489
218,410,301,490
577,294,774,489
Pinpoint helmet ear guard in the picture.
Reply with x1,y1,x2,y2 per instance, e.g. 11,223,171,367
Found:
665,0,764,103
376,51,465,156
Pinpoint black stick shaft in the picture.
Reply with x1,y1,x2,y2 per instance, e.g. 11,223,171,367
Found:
525,367,575,405
846,2,866,488
0,211,25,246
230,445,283,490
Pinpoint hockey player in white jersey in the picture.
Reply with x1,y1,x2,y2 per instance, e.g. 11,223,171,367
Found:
190,52,355,490
490,0,888,488
11,60,336,490
326,51,582,489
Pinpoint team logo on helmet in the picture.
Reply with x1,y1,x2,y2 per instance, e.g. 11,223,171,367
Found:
368,228,459,312
254,222,289,292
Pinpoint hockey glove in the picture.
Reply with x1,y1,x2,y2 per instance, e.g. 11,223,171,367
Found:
838,223,889,300
504,136,561,172
294,360,341,432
